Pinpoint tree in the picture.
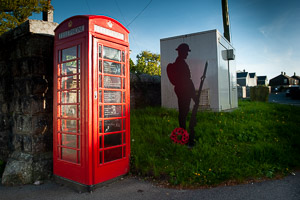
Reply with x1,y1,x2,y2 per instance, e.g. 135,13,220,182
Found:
131,50,161,76
129,58,136,72
0,0,52,35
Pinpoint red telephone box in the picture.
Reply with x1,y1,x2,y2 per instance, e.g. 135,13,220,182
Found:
53,15,130,190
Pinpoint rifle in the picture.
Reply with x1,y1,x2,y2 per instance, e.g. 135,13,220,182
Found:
188,61,208,147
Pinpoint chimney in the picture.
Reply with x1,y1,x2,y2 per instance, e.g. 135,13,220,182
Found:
281,72,283,75
42,0,53,22
284,72,286,75
243,69,245,72
294,72,296,76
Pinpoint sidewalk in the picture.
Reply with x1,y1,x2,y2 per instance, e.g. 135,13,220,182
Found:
1,172,299,200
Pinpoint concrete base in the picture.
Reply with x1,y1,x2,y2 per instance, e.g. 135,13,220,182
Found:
54,175,124,193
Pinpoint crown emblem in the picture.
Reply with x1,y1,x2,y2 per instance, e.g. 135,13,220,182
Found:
107,21,113,28
68,20,72,28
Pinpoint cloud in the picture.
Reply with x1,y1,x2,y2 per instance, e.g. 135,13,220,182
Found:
259,12,289,39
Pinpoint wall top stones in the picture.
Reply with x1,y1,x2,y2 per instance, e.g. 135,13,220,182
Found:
0,20,58,42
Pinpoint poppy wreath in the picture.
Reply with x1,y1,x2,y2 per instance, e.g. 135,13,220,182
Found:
170,127,189,145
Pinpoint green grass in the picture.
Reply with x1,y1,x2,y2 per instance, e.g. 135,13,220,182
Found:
130,100,300,187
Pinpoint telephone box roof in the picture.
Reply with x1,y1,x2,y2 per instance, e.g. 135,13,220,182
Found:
55,15,129,33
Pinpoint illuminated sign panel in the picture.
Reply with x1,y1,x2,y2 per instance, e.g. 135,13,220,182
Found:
94,25,124,40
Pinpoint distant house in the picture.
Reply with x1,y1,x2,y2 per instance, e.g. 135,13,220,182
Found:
236,70,257,86
269,72,298,88
248,73,257,86
257,76,268,86
237,70,249,86
237,70,267,98
291,72,300,85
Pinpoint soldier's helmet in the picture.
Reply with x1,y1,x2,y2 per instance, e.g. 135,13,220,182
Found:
176,43,191,52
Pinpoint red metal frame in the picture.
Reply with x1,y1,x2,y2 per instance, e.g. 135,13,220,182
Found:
53,15,130,186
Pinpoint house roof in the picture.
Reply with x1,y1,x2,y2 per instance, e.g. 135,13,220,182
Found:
269,74,291,82
237,72,248,78
249,73,256,78
292,75,300,80
257,76,267,81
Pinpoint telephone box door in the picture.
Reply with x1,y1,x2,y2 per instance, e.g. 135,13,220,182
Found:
92,38,130,183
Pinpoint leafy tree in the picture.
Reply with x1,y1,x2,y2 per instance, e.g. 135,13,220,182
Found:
0,0,52,35
131,50,161,76
130,58,136,72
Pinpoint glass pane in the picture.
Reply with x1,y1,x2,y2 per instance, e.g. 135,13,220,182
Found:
99,60,102,73
99,90,102,103
122,64,125,76
122,51,125,62
62,46,77,61
104,133,122,148
123,105,126,116
78,151,80,163
78,60,80,73
122,78,125,89
104,119,122,133
99,136,103,149
99,120,102,133
104,91,121,103
61,90,79,103
123,132,126,144
123,92,125,103
99,151,103,164
61,134,78,148
99,45,102,58
99,105,102,118
104,76,121,89
103,46,121,61
123,146,126,157
61,105,79,118
61,119,78,133
58,50,61,63
78,45,80,58
104,105,122,118
61,61,77,75
123,118,126,130
103,61,121,75
61,75,79,89
104,147,122,163
99,75,102,88
61,148,77,163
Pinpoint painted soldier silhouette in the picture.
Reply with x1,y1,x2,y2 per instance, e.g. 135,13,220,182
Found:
167,43,196,130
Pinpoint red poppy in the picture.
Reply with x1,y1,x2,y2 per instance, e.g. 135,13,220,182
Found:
170,127,189,145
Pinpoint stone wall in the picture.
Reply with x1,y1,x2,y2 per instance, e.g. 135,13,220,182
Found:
130,73,161,108
0,20,58,185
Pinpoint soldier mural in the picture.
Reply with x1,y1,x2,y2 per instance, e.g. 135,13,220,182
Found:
167,43,196,130
167,43,208,147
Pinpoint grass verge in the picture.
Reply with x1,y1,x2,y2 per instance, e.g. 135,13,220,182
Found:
130,100,300,187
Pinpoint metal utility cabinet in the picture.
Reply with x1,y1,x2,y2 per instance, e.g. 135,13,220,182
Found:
161,29,238,111
53,15,130,190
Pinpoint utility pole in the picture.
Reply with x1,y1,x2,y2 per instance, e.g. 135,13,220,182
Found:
221,0,231,42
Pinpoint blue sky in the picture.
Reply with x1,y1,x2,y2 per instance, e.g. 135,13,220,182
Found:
31,0,300,80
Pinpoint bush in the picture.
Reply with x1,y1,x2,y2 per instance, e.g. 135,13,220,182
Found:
250,86,269,102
